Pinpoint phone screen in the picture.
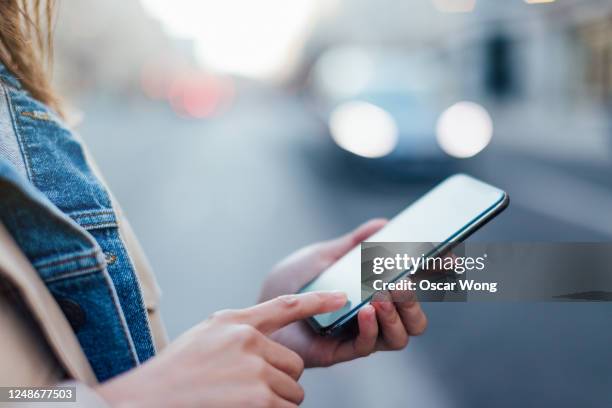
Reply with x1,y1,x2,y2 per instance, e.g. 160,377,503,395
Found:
299,174,507,330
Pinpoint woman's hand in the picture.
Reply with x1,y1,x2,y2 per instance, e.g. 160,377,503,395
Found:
96,291,347,408
259,219,428,368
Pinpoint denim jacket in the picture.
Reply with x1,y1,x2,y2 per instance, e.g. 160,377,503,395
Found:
0,64,156,381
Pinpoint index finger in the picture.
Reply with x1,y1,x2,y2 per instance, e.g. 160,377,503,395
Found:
242,291,347,334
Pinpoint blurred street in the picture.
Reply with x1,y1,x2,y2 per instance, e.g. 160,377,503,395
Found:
79,87,612,407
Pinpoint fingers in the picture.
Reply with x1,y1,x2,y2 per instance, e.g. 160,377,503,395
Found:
372,293,409,350
262,338,304,380
326,218,388,258
352,305,379,356
331,305,378,364
264,364,304,405
390,287,428,336
241,291,347,334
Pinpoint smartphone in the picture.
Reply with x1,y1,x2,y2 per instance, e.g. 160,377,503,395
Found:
298,174,509,335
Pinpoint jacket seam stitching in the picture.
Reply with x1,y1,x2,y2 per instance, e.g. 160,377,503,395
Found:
71,209,115,219
110,211,156,359
43,265,105,283
1,83,34,183
0,73,22,90
100,269,140,366
79,222,118,230
35,249,103,269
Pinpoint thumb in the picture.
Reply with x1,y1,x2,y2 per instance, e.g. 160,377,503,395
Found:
326,218,388,258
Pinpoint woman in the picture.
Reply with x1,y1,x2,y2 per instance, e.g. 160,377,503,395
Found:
0,1,427,406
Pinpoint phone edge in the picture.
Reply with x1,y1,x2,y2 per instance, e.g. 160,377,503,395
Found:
308,190,510,336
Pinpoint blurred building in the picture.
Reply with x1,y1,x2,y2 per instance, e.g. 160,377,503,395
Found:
52,0,189,98
298,0,612,167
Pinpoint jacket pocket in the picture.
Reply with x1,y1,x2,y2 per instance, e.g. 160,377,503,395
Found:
68,208,157,365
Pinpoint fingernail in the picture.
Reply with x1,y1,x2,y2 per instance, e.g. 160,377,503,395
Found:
365,305,376,319
330,291,347,305
368,304,376,313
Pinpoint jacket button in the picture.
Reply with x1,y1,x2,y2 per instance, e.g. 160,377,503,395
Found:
57,298,87,333
104,252,117,265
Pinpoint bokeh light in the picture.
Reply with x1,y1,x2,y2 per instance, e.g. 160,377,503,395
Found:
329,101,399,158
140,0,325,80
436,101,493,158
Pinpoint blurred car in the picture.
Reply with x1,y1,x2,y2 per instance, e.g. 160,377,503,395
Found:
305,45,493,178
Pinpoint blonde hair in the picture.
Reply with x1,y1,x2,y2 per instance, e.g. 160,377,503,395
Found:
0,0,61,114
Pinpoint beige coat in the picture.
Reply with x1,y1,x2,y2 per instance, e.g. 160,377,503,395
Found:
0,158,168,406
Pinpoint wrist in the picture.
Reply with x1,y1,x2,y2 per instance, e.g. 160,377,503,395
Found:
95,376,142,408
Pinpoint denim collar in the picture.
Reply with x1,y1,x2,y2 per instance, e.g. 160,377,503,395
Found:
0,63,23,90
